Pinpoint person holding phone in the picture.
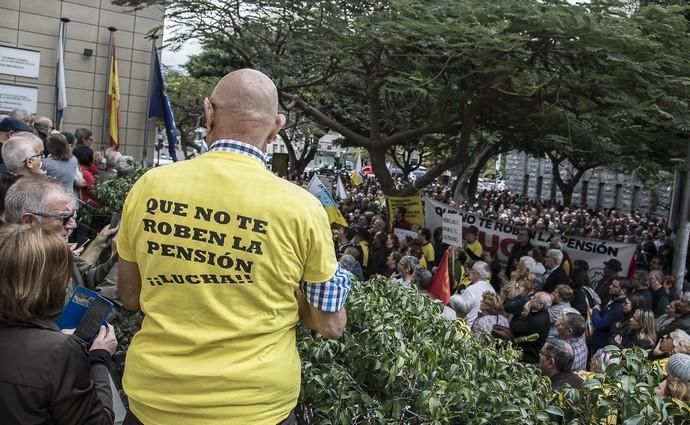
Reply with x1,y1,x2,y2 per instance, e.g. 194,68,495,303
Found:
0,224,117,425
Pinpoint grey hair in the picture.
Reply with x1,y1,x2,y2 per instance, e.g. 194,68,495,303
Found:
449,294,473,316
10,108,30,122
547,249,564,265
562,312,586,338
33,116,52,130
4,175,71,224
472,261,491,279
105,149,122,168
519,256,537,273
398,255,420,272
2,134,43,173
413,267,433,289
543,339,574,373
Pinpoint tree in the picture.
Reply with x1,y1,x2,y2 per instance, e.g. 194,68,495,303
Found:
164,71,218,157
117,0,690,199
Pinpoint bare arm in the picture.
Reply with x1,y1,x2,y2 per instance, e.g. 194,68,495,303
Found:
296,287,347,339
118,258,142,311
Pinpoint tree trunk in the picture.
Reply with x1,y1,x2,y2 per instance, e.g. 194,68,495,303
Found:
451,142,498,204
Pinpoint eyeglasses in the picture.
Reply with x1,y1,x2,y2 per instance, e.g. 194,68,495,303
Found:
26,153,44,161
28,210,76,225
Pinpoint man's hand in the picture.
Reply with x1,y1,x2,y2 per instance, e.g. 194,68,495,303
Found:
296,287,346,339
80,224,118,263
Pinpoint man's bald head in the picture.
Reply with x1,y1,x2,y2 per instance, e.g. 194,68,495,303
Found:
204,69,285,151
211,69,279,118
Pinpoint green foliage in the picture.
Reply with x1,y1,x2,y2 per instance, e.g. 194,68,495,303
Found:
298,278,559,424
79,167,149,225
298,278,690,424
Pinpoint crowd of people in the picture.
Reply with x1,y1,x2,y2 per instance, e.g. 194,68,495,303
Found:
327,174,690,402
0,68,689,424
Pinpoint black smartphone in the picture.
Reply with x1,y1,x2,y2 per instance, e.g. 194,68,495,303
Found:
110,212,121,229
73,296,113,346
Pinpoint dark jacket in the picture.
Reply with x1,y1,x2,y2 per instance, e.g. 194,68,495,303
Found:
367,245,391,278
507,241,534,275
632,287,654,311
550,372,583,390
0,318,114,425
543,265,570,293
591,296,626,351
657,313,690,339
510,310,550,364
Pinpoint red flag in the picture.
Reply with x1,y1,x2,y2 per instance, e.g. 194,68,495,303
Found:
428,249,451,305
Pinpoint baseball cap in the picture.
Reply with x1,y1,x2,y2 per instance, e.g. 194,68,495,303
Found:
0,117,33,133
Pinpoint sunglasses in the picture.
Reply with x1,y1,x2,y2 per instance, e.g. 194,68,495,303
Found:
28,210,76,225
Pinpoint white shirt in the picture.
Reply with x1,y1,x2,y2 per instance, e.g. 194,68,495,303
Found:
460,279,495,326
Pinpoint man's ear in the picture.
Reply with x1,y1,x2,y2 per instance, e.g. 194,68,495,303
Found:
19,213,38,225
203,97,214,135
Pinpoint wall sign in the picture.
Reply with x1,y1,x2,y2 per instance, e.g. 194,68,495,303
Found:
0,46,41,78
0,84,38,114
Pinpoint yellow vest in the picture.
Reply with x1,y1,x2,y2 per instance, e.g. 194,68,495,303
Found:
118,152,337,425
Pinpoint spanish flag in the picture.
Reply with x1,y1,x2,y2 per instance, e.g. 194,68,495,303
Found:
351,152,363,186
107,42,120,148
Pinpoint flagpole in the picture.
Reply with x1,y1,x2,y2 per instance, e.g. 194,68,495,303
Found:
102,27,117,152
142,35,158,166
54,17,70,129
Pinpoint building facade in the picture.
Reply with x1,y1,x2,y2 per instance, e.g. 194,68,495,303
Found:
504,151,673,217
0,0,164,159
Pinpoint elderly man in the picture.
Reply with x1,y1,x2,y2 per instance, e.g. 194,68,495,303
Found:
554,312,588,372
508,291,552,364
456,261,495,326
4,175,117,299
0,117,34,174
32,116,53,150
2,133,45,176
543,249,569,293
117,69,351,425
538,339,583,389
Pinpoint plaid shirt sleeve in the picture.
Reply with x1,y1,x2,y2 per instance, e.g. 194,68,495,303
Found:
301,265,352,312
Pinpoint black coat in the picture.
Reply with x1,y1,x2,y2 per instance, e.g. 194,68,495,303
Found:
510,310,551,364
543,265,570,293
0,318,114,425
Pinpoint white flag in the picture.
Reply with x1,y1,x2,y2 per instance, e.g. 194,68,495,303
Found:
336,174,347,200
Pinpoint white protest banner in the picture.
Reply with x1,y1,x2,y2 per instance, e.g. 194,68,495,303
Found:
442,212,462,247
424,197,637,277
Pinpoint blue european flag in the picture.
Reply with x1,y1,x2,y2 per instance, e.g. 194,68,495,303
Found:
149,49,178,162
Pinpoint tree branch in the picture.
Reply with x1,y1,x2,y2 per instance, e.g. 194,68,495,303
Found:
280,91,371,148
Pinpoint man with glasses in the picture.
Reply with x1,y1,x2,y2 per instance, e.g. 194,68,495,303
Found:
1,134,45,177
4,175,117,301
538,339,583,389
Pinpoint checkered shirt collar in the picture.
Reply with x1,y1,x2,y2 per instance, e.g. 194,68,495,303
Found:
208,139,267,167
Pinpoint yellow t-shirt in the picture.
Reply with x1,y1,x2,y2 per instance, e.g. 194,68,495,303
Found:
118,151,337,425
465,240,483,263
421,242,435,266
